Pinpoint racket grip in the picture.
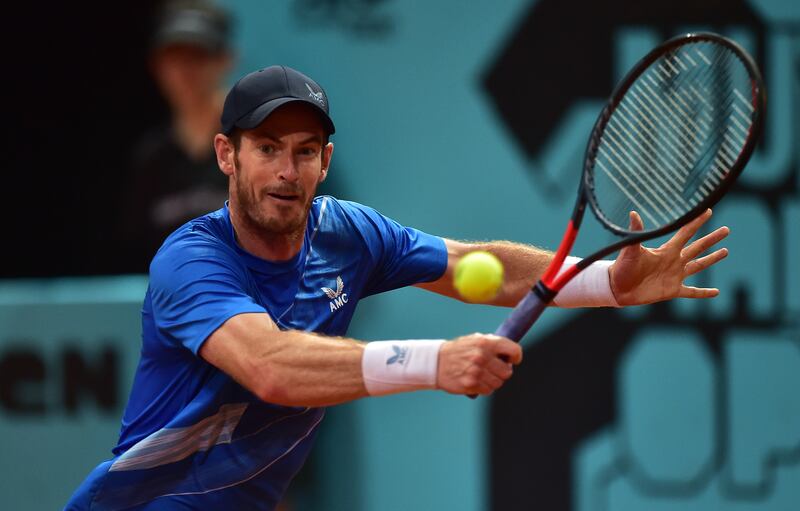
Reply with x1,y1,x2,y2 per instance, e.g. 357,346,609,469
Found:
494,287,549,342
468,286,551,399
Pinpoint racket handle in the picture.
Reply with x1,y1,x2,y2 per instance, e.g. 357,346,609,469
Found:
495,286,550,342
468,284,552,398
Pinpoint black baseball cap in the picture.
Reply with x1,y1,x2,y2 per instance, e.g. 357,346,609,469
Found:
220,65,335,136
151,0,232,53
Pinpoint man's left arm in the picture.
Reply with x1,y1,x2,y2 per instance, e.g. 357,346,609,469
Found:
417,209,730,308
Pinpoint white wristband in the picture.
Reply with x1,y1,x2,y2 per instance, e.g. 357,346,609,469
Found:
362,340,445,396
552,256,619,308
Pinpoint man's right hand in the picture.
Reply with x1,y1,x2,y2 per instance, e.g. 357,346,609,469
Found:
436,334,523,396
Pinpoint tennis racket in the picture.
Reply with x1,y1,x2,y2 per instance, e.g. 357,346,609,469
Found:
497,32,766,342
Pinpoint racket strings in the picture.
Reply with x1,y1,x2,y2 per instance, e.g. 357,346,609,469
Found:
591,40,755,231
603,45,732,224
603,49,749,227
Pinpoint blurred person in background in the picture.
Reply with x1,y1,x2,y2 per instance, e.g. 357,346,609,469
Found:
119,0,234,272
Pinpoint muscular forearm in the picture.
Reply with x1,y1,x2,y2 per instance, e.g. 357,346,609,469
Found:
201,312,525,407
256,331,368,407
201,313,368,407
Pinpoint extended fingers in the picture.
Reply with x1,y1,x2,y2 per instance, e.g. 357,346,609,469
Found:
682,226,730,260
670,209,713,248
685,248,729,276
628,211,645,231
679,285,720,299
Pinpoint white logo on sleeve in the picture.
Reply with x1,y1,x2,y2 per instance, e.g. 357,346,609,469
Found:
322,276,348,312
305,83,325,105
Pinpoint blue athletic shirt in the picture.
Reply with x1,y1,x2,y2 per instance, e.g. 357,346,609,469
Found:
66,196,447,511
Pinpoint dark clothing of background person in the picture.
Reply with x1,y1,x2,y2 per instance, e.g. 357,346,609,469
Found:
120,124,228,271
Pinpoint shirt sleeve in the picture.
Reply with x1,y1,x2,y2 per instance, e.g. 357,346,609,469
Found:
148,235,267,354
339,200,448,296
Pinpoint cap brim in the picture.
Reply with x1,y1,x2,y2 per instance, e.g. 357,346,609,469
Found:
234,97,336,135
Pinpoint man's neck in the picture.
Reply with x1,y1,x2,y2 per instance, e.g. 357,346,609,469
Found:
228,203,305,262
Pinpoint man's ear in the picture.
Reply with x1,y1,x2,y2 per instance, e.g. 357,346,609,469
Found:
215,134,236,176
320,142,334,183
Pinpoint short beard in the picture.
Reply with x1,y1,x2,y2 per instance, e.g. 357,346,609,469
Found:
232,152,316,239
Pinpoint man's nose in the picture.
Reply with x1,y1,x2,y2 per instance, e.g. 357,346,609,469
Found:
277,154,300,182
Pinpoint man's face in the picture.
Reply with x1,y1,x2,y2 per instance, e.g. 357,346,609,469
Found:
229,102,332,237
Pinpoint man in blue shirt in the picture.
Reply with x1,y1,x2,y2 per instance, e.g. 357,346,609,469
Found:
67,65,730,510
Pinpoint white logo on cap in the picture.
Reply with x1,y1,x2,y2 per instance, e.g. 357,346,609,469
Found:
305,83,325,106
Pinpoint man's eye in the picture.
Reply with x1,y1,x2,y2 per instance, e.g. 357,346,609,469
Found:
260,145,275,154
299,147,319,156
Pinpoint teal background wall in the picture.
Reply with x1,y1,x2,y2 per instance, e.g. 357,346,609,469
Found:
1,1,798,510
0,279,147,509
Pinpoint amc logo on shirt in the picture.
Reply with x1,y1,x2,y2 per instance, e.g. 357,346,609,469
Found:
321,276,348,312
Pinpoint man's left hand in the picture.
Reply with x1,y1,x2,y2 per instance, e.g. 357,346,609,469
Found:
609,209,729,306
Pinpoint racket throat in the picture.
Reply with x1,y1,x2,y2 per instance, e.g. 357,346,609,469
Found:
533,280,557,304
541,218,581,286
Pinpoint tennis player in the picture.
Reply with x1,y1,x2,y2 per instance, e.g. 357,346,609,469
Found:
65,65,729,510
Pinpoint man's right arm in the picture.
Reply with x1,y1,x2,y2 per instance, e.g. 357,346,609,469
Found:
199,312,523,407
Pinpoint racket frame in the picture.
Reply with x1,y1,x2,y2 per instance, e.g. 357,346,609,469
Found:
541,31,766,297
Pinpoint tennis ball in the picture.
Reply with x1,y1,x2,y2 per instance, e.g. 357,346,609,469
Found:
454,251,504,302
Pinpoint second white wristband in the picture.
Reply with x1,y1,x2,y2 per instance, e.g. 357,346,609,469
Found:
552,256,619,308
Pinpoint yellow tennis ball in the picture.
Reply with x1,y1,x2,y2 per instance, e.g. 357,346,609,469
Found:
454,251,504,302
